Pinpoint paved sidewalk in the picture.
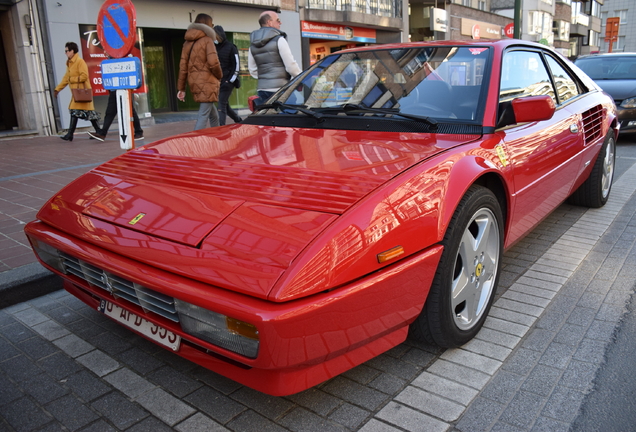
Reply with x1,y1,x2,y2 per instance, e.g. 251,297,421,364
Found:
0,115,243,306
1,125,635,431
0,120,194,270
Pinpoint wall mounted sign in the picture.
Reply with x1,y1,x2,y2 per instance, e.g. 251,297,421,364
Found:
461,18,502,40
430,8,448,33
301,21,376,43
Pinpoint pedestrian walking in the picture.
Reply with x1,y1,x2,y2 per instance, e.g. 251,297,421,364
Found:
214,25,243,126
53,41,102,141
248,11,301,106
87,90,144,141
177,13,223,130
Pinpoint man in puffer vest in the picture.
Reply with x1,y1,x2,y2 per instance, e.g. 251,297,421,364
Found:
248,11,301,106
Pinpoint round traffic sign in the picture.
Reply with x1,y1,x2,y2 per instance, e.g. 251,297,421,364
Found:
472,24,481,40
504,23,514,38
97,0,137,58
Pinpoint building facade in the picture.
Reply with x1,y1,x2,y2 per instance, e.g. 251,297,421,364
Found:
300,0,406,67
2,0,287,137
1,0,405,138
570,0,602,57
598,0,636,53
1,0,621,138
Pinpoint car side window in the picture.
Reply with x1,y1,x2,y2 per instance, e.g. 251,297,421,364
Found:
545,56,581,104
499,51,555,104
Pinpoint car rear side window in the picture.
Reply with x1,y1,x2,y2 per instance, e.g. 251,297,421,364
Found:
545,56,580,104
499,51,556,104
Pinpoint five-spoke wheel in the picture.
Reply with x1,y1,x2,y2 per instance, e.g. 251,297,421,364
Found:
411,185,503,347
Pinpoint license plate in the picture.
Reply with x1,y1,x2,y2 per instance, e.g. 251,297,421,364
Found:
98,300,181,351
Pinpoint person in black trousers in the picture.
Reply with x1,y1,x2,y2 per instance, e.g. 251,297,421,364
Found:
214,25,242,125
88,90,143,141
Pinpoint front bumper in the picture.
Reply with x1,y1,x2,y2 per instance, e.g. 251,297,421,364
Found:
618,106,636,134
25,220,442,395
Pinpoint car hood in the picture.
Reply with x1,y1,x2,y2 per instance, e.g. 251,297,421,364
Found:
38,124,477,299
593,80,636,100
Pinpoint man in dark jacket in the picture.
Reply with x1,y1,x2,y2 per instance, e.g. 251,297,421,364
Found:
214,25,242,126
248,11,301,106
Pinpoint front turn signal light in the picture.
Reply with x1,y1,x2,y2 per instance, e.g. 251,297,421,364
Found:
377,245,405,263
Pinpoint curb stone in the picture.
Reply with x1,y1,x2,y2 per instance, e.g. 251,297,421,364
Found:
0,262,62,309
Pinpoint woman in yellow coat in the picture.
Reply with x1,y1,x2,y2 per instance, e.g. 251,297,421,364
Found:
54,42,102,141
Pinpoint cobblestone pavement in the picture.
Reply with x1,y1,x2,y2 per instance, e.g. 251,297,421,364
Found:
1,150,635,431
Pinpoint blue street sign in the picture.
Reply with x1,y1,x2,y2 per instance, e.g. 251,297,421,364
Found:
101,57,142,90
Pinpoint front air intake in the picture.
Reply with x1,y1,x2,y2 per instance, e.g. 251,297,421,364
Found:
59,251,179,322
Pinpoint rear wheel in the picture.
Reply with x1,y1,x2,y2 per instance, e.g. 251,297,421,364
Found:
569,132,615,208
411,185,503,347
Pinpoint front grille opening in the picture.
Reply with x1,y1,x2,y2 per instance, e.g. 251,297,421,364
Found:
59,251,179,322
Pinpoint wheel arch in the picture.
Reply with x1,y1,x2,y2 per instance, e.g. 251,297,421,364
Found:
437,156,511,246
473,172,509,232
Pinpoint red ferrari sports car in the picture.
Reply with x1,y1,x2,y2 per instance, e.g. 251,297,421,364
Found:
26,39,617,396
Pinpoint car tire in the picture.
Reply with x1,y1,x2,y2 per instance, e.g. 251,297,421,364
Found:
411,185,503,348
569,132,615,208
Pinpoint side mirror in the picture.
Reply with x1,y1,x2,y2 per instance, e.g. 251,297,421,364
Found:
248,95,259,112
511,95,556,123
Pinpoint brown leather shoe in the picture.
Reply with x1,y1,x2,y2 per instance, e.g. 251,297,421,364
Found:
87,132,106,142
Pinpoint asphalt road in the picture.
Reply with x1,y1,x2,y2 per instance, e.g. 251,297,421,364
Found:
571,134,636,431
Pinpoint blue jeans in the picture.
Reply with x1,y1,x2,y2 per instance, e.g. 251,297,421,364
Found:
194,102,219,130
257,90,275,107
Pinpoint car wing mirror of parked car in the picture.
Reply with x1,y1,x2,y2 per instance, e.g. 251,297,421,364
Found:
511,95,556,124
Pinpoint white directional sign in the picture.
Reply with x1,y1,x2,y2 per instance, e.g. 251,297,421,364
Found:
116,89,133,150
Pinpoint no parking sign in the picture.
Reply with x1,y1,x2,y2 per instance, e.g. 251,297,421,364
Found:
97,0,137,58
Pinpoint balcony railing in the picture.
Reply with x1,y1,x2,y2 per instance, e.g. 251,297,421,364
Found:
307,0,402,18
572,13,590,26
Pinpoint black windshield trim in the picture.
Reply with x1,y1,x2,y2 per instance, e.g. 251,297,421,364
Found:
242,115,484,134
316,104,439,128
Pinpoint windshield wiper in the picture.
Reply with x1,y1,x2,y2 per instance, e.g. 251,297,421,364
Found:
320,103,438,128
256,101,323,119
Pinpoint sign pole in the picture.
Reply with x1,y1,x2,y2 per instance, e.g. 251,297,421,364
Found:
513,0,521,39
116,89,133,150
129,89,135,149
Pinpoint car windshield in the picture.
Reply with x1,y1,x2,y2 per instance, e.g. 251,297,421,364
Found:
576,56,636,80
259,46,490,122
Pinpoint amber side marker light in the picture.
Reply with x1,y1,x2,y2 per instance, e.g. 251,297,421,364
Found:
377,246,405,263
